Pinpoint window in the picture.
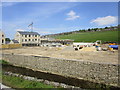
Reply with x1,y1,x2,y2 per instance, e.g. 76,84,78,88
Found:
35,39,37,41
2,39,4,43
29,39,31,41
2,35,4,37
35,35,37,37
22,39,24,42
29,35,31,37
25,35,27,37
25,39,27,42
32,39,34,41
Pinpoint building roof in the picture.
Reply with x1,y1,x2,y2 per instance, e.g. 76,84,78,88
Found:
18,31,40,35
5,41,10,44
11,39,19,43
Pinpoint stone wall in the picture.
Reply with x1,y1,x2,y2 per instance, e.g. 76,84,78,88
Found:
2,53,119,87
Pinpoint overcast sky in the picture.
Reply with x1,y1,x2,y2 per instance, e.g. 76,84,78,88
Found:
1,2,118,39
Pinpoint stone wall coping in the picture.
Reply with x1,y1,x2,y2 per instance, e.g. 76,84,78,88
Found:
2,53,119,65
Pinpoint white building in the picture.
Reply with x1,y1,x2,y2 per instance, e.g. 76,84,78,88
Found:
14,31,41,46
0,30,5,45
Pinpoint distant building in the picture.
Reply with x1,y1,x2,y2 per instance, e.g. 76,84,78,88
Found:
0,30,5,45
40,35,74,47
41,39,74,47
14,31,41,46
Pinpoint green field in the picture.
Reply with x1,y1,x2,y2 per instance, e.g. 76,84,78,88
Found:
54,30,118,43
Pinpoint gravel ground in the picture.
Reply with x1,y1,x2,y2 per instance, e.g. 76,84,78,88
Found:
2,45,118,64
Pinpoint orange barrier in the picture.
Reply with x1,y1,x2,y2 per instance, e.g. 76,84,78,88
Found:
109,43,116,45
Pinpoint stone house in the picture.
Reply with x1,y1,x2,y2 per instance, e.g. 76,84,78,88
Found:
14,31,41,46
0,30,5,45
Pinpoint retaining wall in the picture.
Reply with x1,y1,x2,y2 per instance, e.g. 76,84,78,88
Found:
2,53,119,87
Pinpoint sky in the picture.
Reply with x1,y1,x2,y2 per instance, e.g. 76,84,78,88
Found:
1,2,118,39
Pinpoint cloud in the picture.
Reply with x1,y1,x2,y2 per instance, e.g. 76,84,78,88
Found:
66,10,80,20
16,29,26,31
30,3,77,19
2,3,78,38
31,27,53,35
1,2,18,7
69,0,78,2
2,0,119,2
91,16,117,26
39,31,52,35
16,28,52,35
31,26,82,35
1,0,78,2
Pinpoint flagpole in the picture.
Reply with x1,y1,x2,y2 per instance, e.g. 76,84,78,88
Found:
31,23,33,32
28,22,33,32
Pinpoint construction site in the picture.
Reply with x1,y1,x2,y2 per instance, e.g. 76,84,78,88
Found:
2,41,118,64
1,28,119,89
1,32,119,88
1,2,119,89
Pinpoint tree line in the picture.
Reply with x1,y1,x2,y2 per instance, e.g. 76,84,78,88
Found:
45,26,118,37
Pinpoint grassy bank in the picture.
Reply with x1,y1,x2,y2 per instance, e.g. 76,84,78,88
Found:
54,30,118,42
2,74,55,88
1,60,119,89
0,60,10,65
0,60,55,89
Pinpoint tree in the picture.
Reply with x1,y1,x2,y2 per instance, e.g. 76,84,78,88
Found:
94,28,98,31
88,28,91,31
5,38,11,42
105,27,108,29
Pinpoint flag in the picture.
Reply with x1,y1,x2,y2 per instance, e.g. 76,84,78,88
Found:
28,22,33,27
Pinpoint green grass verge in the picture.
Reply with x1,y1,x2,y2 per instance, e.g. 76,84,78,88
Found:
0,60,9,65
2,74,55,88
0,60,63,89
0,60,60,89
54,30,118,43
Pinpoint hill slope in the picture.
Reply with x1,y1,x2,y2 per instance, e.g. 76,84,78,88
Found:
53,30,118,42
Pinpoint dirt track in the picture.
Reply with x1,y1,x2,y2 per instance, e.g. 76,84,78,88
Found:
2,46,118,64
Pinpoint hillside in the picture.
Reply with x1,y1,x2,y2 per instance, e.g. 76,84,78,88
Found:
53,30,118,43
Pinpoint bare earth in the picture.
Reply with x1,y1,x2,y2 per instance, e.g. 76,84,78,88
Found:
2,46,118,64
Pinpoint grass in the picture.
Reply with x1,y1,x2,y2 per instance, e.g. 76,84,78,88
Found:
0,60,59,89
54,30,118,43
0,60,9,65
2,74,56,89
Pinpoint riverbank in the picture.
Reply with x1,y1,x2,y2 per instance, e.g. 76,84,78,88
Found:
2,74,55,88
0,60,55,89
1,60,119,89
